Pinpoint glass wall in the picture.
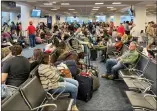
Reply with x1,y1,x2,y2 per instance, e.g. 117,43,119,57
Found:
96,16,106,22
65,16,92,24
120,16,134,23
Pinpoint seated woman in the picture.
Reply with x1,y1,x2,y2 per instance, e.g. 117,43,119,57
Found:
38,52,79,111
114,36,123,52
44,37,60,53
2,45,30,87
29,48,43,71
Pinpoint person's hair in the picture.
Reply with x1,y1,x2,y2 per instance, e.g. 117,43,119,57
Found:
58,41,66,49
117,36,121,41
11,21,15,25
52,37,59,47
10,45,22,56
33,49,43,61
41,52,50,64
64,34,70,41
104,38,109,41
140,30,144,33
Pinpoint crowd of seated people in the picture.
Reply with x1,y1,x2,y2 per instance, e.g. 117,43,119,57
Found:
1,20,157,111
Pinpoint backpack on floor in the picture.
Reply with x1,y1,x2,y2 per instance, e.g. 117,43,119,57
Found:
75,73,93,102
88,68,100,91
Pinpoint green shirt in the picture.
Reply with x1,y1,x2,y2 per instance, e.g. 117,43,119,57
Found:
120,50,139,64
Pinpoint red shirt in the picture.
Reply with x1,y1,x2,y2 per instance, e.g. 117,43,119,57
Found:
117,25,125,36
27,25,36,35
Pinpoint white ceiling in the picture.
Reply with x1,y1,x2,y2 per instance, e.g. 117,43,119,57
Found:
1,0,157,16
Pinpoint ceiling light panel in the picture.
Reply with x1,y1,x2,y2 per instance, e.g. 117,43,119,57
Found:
112,2,121,5
51,9,57,10
61,3,70,5
92,9,99,10
95,3,104,5
93,7,100,8
107,7,114,8
68,9,75,10
44,3,53,5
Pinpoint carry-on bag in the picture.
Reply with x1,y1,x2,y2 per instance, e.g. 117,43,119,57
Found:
75,74,93,102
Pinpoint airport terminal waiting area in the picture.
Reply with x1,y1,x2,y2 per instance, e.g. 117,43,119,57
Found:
1,27,157,111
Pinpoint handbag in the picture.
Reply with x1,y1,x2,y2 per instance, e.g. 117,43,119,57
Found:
57,63,72,78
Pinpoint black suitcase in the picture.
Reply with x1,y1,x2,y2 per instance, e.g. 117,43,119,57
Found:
90,49,97,61
75,75,93,102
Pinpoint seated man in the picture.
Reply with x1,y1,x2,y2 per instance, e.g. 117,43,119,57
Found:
2,45,30,87
102,42,139,80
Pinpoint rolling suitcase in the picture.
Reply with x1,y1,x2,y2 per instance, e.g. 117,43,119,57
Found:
75,74,93,102
90,48,97,61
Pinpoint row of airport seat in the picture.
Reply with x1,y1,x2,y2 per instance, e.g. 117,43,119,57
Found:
108,44,157,110
2,72,73,111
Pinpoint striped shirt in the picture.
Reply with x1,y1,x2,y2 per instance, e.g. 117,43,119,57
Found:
38,64,61,90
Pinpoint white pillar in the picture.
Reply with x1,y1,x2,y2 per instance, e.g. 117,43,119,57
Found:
114,14,120,27
60,16,65,23
21,5,31,30
134,5,146,32
51,14,56,25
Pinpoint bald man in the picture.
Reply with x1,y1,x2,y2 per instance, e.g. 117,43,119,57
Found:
102,42,139,80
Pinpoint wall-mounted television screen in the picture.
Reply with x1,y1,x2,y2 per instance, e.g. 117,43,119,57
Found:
128,8,134,16
31,9,41,17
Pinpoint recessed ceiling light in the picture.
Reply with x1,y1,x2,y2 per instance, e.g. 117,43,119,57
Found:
51,9,57,10
93,7,100,8
107,7,114,8
44,3,53,5
112,2,121,5
53,2,56,4
61,3,70,5
68,9,75,10
95,3,104,5
92,9,99,10
110,8,116,10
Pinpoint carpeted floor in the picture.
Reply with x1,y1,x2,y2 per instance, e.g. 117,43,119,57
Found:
22,44,133,111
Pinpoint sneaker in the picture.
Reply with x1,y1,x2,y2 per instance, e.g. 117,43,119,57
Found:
101,74,109,78
72,105,79,111
108,75,115,80
29,47,33,49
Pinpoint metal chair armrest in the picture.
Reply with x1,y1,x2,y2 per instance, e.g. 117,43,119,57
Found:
47,81,66,100
32,104,57,111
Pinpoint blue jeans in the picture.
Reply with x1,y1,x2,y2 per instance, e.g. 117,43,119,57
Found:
106,59,125,78
49,78,79,105
29,34,36,47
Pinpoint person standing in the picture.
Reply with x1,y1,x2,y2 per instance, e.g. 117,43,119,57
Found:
124,21,130,35
117,23,125,36
27,21,36,48
146,22,155,49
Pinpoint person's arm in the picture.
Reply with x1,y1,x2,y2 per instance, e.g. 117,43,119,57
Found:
1,62,10,84
2,73,8,84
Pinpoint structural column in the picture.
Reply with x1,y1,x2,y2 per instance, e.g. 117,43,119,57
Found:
114,14,121,27
20,5,31,31
134,5,146,32
106,15,110,23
